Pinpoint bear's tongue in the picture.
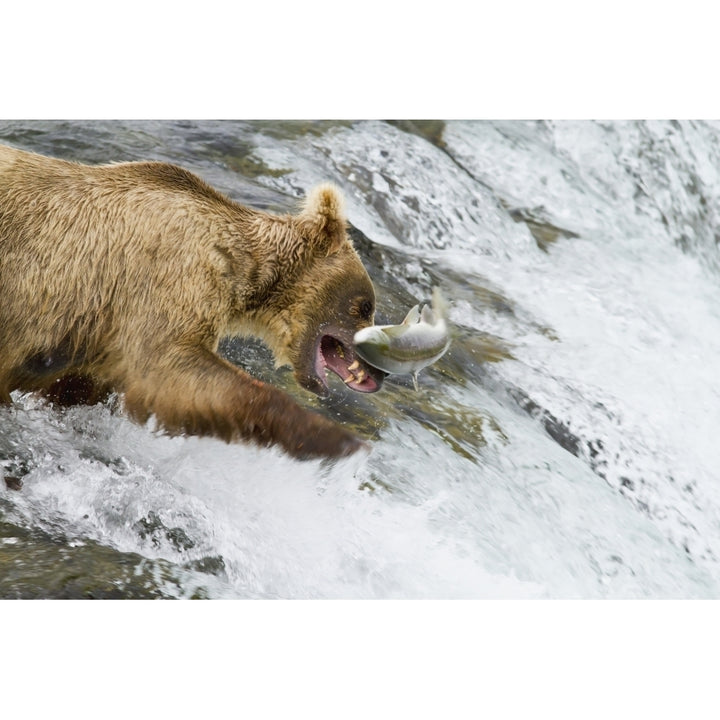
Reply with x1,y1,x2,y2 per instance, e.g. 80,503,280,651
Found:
319,335,379,393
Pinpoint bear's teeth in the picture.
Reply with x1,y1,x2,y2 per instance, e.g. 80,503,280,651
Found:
343,367,365,385
347,360,360,372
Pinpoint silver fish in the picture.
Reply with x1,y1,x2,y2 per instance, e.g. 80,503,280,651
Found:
353,287,450,390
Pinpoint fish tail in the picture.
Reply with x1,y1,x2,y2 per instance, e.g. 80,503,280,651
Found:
431,287,449,319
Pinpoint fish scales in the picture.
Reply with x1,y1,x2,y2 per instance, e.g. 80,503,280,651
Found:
353,288,450,389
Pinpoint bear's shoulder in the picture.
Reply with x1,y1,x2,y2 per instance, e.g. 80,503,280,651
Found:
107,160,228,206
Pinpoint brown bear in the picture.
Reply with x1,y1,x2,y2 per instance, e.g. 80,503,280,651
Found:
0,143,386,460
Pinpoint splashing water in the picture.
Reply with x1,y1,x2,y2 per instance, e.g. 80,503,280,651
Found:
2,119,720,598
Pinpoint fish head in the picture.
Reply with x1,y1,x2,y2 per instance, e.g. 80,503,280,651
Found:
353,326,396,372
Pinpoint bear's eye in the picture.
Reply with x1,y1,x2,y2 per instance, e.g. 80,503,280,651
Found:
359,300,374,319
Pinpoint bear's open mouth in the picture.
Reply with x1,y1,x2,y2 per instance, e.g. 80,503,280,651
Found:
316,334,384,393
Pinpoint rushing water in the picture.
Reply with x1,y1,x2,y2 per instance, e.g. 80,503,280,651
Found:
2,119,720,598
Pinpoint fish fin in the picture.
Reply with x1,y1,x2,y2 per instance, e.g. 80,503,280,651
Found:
412,371,419,391
420,305,436,324
382,325,407,339
402,305,421,325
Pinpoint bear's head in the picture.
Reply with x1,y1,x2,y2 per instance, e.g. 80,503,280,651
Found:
249,183,386,397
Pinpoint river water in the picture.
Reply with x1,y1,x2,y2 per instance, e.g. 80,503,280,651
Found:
2,119,720,599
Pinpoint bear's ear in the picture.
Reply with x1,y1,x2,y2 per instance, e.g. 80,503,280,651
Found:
297,183,347,256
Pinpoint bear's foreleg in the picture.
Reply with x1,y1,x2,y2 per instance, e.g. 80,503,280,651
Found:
123,346,366,460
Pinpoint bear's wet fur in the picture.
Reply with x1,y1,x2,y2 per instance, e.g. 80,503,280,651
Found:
0,144,385,459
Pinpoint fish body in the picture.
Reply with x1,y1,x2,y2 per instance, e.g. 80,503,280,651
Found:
353,288,450,389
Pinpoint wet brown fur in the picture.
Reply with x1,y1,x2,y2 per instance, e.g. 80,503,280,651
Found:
0,144,379,459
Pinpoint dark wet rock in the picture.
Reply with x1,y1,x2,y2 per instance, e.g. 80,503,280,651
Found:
4,477,22,491
388,120,447,149
508,386,583,458
184,555,226,577
133,511,196,553
0,520,206,599
507,206,580,252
